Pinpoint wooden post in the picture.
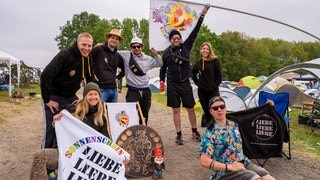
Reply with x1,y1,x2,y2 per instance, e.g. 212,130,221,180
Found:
136,101,146,125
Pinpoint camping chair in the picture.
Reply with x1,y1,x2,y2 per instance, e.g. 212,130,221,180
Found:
305,97,320,134
306,116,320,134
258,91,291,161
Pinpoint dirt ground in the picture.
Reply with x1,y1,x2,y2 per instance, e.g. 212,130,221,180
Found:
1,93,320,180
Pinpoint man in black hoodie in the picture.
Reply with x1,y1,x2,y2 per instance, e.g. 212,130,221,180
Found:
40,32,94,149
159,5,210,145
91,29,125,103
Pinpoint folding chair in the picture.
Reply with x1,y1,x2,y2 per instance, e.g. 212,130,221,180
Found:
258,91,291,160
306,116,320,134
305,98,320,134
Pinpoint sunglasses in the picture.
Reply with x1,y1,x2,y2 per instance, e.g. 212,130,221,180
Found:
132,45,141,49
171,37,181,41
210,104,226,111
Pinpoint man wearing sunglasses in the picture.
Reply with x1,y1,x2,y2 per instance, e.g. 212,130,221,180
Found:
159,5,210,145
199,96,275,180
118,37,162,125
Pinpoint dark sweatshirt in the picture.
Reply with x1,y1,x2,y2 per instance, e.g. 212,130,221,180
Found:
40,42,93,103
91,43,124,89
160,16,204,83
192,58,222,92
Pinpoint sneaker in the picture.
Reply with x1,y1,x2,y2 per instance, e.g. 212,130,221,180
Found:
192,131,201,142
176,134,184,145
48,172,57,180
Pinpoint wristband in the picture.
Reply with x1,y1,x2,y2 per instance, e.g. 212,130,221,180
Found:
209,160,215,170
225,163,228,171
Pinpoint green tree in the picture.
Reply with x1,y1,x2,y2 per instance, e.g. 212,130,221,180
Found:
191,25,219,65
55,12,100,49
139,19,150,50
300,42,320,60
121,18,136,50
89,19,111,45
219,31,254,80
53,11,320,82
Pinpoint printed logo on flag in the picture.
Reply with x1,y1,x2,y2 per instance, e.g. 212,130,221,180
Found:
252,114,278,140
115,110,130,127
151,1,199,39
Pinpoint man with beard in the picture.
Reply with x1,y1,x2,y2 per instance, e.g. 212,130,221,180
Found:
91,29,125,103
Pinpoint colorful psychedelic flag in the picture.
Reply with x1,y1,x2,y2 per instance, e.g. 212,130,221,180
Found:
149,0,205,50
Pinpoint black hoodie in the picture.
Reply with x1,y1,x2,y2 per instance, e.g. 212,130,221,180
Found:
40,42,93,103
91,43,124,89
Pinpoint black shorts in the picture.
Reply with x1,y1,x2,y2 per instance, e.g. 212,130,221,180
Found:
166,80,195,108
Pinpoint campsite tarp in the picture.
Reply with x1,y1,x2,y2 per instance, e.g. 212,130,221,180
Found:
274,83,314,108
191,83,199,101
219,86,247,112
266,76,289,90
304,89,320,99
0,51,20,97
257,75,268,82
233,86,252,100
280,72,300,81
250,58,320,104
146,67,160,79
148,77,161,93
312,82,320,90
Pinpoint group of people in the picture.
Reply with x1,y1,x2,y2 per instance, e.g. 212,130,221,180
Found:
33,4,275,180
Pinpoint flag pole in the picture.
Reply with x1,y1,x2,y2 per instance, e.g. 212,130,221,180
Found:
177,0,320,41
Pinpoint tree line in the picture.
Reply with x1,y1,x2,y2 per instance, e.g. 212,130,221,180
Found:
55,12,320,82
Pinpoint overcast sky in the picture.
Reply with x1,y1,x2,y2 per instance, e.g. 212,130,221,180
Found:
0,0,319,69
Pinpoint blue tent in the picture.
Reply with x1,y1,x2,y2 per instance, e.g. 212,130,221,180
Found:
233,86,252,100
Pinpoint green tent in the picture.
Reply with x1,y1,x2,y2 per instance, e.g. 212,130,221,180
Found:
237,76,261,89
257,75,268,82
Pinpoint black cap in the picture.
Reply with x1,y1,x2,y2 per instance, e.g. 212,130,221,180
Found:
209,96,225,107
169,29,181,40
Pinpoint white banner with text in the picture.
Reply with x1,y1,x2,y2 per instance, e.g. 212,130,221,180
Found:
55,110,130,180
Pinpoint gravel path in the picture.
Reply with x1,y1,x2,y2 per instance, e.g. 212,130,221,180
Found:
0,94,320,180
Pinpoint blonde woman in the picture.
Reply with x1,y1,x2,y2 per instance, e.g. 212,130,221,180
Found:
30,82,110,180
192,42,222,127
